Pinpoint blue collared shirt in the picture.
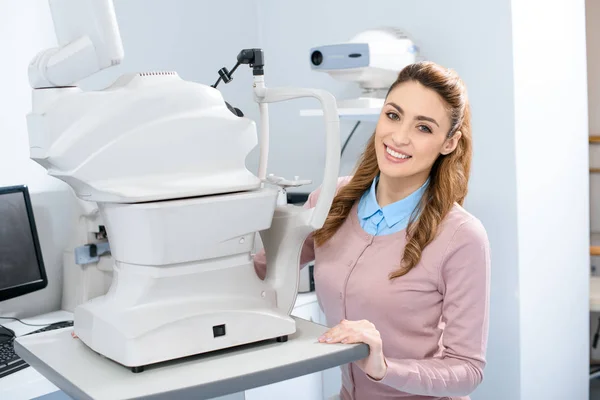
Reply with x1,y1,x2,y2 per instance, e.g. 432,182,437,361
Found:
357,176,428,236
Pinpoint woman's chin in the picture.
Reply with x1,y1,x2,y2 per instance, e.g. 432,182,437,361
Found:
379,166,411,180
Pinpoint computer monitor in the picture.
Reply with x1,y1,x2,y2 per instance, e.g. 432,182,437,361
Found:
0,185,47,302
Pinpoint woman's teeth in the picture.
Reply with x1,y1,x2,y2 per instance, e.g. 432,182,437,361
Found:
386,146,411,159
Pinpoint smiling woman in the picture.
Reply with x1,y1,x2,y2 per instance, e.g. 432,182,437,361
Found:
254,61,489,400
377,90,459,182
315,62,473,278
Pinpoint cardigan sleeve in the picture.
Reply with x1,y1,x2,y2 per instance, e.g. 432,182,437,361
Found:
368,217,491,397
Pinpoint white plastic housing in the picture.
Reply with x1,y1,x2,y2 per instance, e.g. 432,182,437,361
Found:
26,73,261,203
99,189,279,266
73,188,295,367
52,77,342,367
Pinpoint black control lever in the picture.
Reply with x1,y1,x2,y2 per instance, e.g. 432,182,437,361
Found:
211,48,265,89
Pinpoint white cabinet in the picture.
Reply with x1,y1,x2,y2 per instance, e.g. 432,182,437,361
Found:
244,292,339,400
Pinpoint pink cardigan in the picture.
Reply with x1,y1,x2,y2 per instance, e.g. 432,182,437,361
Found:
254,177,491,400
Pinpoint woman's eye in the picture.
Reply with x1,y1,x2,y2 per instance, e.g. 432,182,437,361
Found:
418,125,432,134
386,112,400,121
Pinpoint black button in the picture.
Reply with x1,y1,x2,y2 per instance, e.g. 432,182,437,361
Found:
213,324,226,337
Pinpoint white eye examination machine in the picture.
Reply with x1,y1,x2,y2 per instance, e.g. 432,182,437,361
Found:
24,0,342,375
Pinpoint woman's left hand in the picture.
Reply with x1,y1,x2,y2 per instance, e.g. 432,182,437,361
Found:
318,319,387,380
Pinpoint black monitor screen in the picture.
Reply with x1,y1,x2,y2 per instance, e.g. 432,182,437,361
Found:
0,185,47,301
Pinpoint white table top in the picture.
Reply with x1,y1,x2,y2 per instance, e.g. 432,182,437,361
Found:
15,316,367,400
0,310,73,400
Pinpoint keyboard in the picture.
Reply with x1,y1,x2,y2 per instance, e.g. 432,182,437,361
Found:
0,320,73,379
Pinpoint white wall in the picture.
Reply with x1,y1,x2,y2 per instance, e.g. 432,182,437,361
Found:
0,0,79,318
512,1,590,399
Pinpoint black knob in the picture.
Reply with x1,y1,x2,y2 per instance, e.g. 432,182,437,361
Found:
311,50,323,66
218,67,232,83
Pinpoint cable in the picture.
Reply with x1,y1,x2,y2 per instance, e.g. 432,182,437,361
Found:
592,317,600,379
594,316,600,349
341,121,361,156
0,316,52,327
0,318,39,344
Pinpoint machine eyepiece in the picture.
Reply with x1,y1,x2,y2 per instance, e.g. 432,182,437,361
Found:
311,50,323,66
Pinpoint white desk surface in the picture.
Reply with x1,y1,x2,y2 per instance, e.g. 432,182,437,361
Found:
14,314,367,400
0,310,73,400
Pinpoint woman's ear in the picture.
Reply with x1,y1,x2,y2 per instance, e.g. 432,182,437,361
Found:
441,130,462,155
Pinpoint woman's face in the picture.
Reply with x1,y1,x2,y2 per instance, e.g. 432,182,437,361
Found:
374,81,461,182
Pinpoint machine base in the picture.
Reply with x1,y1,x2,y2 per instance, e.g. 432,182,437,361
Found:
122,334,292,373
72,260,297,370
75,299,297,371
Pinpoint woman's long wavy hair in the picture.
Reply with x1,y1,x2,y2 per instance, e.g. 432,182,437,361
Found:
312,61,472,279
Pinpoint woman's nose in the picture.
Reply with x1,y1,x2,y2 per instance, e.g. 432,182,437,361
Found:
390,126,410,145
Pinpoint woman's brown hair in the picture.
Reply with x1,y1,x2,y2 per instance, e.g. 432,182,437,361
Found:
312,61,472,279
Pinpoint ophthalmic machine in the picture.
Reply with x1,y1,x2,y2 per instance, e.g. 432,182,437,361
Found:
22,0,344,374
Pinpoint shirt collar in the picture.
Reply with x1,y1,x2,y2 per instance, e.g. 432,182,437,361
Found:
358,175,428,228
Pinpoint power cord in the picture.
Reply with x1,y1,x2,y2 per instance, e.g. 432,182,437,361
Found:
0,316,55,327
0,316,58,344
341,121,361,157
594,316,600,349
593,320,600,376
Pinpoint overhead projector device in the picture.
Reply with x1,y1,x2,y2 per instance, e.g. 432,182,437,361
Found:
26,0,340,372
309,28,420,109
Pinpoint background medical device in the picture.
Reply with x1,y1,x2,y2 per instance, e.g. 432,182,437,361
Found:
25,0,340,372
309,28,419,109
